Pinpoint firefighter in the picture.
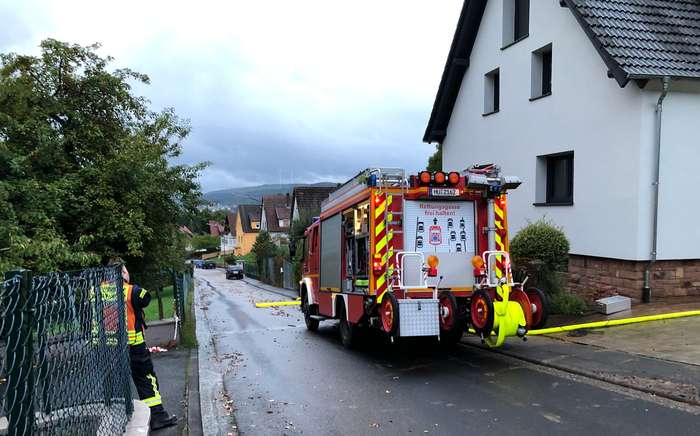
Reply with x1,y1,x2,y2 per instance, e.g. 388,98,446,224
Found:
121,265,177,430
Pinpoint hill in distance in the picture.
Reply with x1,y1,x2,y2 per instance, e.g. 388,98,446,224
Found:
204,182,338,209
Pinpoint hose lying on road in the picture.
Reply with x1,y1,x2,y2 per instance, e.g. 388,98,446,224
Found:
254,300,301,308
528,309,700,336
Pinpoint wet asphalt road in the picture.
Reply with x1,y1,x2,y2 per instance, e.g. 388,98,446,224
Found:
194,269,699,436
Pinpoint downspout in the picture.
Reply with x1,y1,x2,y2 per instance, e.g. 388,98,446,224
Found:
642,76,671,303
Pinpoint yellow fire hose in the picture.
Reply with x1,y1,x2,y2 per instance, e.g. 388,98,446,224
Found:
468,309,700,340
254,298,301,308
528,309,700,336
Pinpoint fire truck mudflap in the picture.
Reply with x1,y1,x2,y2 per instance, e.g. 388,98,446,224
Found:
299,166,549,349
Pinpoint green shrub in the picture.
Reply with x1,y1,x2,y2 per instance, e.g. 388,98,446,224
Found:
510,218,570,272
549,291,588,316
223,254,236,265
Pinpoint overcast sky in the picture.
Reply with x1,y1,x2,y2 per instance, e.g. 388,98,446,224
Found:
2,0,462,192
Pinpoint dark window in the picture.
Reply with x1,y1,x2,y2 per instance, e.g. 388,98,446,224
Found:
514,0,530,41
531,44,552,100
541,50,552,95
493,71,500,112
484,68,500,115
546,153,573,204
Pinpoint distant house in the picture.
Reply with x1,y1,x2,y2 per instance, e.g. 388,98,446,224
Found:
220,210,237,255
207,220,224,237
424,0,700,301
290,186,337,223
260,194,292,244
234,204,261,255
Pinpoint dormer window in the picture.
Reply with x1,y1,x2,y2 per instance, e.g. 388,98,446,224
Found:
502,0,530,48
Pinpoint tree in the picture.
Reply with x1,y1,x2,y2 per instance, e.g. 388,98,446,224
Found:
251,231,276,272
426,144,442,172
0,39,206,275
191,234,220,252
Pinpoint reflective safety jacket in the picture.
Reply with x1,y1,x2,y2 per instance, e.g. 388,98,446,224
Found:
125,283,151,346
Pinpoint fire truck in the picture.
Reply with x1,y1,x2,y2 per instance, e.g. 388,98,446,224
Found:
299,166,548,348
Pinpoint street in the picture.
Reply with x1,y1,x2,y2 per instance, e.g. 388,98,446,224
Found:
194,268,700,436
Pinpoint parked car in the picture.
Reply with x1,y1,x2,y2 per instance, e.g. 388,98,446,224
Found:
193,259,205,268
202,260,217,269
226,263,244,280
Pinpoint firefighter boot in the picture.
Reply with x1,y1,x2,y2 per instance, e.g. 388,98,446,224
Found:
150,409,177,430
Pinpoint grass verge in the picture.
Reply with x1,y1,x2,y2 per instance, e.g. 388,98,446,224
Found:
144,285,175,321
179,284,197,348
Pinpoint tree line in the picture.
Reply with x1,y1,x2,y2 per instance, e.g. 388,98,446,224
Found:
0,39,206,284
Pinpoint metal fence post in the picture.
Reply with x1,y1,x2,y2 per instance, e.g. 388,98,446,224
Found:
179,273,186,323
4,270,35,436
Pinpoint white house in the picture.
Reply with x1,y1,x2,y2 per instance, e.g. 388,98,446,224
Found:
424,0,700,301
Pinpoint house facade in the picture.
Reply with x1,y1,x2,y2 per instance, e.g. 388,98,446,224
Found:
234,204,261,255
220,210,237,255
425,0,700,301
260,194,291,244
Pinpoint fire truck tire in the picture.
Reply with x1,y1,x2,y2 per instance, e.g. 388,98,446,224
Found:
380,292,399,338
301,289,319,332
438,291,465,345
337,300,358,348
470,289,494,336
526,287,549,330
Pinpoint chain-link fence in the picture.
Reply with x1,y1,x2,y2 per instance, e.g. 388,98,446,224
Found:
1,266,132,435
173,269,193,324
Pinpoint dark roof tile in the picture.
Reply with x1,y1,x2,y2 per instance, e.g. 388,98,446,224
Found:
567,0,700,83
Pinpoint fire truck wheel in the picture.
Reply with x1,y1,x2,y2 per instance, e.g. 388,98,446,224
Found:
302,290,319,332
470,289,494,335
380,292,399,338
338,300,358,348
526,287,549,330
438,291,458,332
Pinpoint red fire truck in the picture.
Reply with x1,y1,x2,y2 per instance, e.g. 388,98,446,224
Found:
299,166,548,348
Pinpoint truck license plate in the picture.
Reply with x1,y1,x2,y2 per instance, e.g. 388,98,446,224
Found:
430,188,460,197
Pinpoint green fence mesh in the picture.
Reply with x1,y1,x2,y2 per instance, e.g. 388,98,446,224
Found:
1,266,132,435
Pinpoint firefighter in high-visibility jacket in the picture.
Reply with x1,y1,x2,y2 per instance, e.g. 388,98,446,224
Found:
122,265,177,430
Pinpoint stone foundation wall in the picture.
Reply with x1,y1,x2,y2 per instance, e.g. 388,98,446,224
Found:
566,255,700,302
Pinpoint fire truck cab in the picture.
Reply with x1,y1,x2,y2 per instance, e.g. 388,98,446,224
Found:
299,166,548,348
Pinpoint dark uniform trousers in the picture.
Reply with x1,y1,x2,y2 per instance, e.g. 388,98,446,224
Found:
129,343,164,411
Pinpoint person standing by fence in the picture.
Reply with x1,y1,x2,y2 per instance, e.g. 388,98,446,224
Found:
120,264,177,430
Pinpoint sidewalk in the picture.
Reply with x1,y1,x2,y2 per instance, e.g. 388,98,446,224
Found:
133,347,202,436
543,296,700,367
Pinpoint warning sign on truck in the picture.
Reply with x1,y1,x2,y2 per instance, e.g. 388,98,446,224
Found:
403,201,476,254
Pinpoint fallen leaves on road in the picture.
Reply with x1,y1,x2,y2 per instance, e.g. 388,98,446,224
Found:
369,422,380,428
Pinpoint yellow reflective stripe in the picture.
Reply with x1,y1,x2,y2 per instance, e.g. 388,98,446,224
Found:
375,201,385,218
494,205,504,220
494,233,504,250
387,195,393,206
376,237,387,252
495,220,503,230
127,331,144,345
143,374,162,407
143,396,162,407
139,289,148,298
376,274,386,289
375,220,385,236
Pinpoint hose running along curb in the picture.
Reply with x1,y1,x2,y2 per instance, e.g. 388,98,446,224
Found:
528,310,700,336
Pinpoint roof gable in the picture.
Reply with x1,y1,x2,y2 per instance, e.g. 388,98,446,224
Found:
237,204,261,234
424,0,700,144
290,186,337,220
